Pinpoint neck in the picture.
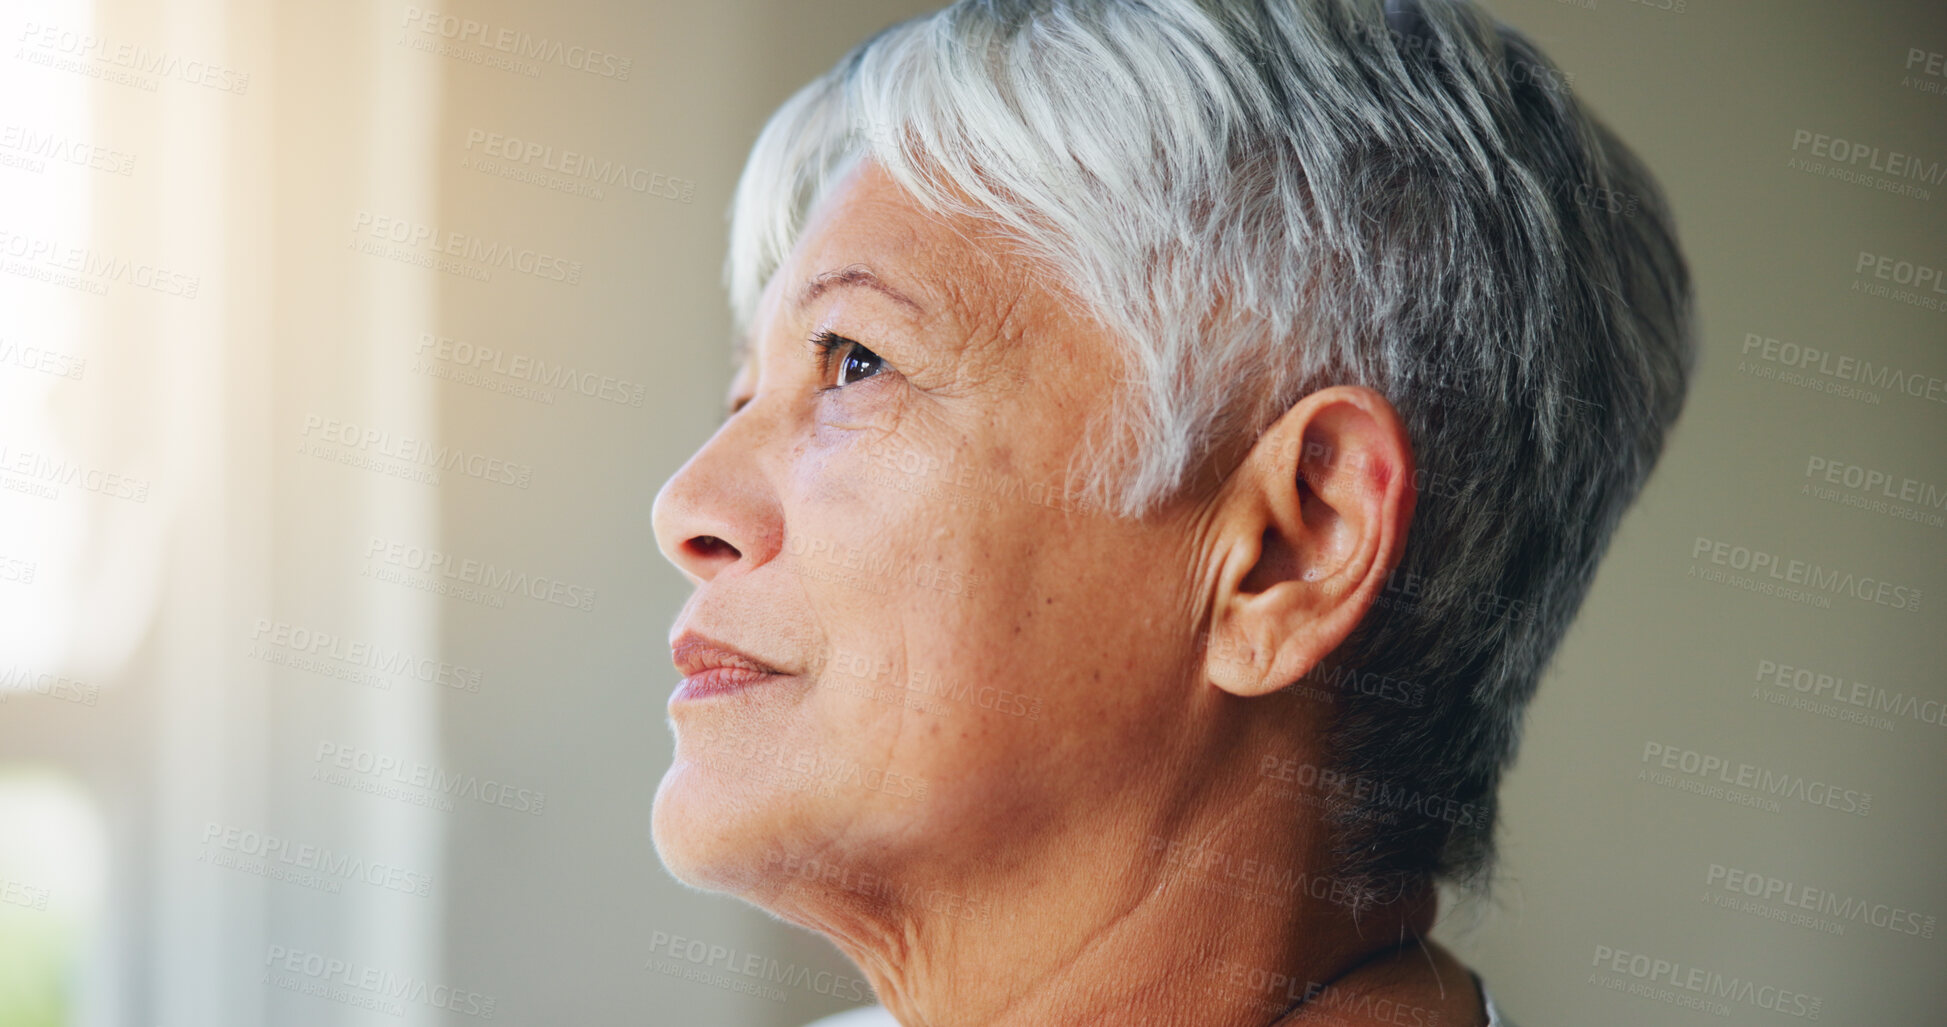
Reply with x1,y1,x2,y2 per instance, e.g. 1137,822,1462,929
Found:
775,739,1484,1027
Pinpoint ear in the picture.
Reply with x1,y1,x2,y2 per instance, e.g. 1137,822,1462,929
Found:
1202,386,1417,698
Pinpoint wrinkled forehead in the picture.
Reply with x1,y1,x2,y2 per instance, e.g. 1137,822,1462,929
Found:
734,161,1043,366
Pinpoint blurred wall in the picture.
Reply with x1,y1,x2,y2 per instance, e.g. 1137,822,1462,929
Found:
0,0,1940,1025
1430,3,1947,1025
413,2,944,1024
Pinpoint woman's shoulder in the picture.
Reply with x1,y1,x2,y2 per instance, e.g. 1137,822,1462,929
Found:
1476,971,1515,1027
800,1005,900,1027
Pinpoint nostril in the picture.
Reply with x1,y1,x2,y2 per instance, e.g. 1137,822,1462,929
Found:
686,535,740,561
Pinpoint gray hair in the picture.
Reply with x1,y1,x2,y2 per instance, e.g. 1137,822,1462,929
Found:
725,0,1694,898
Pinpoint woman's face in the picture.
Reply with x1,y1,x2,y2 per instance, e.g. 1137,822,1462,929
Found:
649,160,1225,912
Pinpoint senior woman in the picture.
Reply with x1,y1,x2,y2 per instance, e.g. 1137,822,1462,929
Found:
649,0,1692,1024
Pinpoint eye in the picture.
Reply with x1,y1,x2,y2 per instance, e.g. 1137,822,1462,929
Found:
809,330,888,389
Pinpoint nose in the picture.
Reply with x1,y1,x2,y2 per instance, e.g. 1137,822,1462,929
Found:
650,412,785,586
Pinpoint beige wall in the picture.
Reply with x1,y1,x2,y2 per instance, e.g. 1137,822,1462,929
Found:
0,0,1938,1024
1430,2,1947,1024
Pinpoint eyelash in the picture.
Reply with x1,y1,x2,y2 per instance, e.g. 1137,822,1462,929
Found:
808,329,889,391
726,331,888,418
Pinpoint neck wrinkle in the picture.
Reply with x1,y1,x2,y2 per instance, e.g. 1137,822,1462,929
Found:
826,747,1436,1026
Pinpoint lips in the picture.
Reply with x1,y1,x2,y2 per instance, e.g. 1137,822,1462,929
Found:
669,630,790,702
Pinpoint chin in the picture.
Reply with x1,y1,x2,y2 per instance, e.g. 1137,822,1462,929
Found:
652,745,856,900
650,757,775,894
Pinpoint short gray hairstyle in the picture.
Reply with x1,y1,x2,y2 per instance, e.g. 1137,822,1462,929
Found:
726,0,1694,898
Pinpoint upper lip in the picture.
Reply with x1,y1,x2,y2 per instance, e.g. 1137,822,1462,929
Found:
670,630,785,678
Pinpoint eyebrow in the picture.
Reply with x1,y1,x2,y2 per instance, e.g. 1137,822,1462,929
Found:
795,263,925,317
731,263,926,366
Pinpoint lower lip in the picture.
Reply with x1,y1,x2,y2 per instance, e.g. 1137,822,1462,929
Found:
671,667,787,703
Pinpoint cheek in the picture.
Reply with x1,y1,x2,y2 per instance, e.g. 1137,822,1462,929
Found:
782,412,997,608
776,401,1141,757
814,535,1083,778
963,523,1192,753
780,497,1042,778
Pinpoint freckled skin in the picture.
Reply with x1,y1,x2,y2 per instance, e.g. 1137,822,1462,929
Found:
649,161,1480,1027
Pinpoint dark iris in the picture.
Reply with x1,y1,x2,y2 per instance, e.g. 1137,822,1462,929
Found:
810,329,889,390
838,343,884,386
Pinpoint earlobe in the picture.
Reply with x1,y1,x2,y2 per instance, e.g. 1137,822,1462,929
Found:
1202,533,1278,696
1199,386,1415,700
